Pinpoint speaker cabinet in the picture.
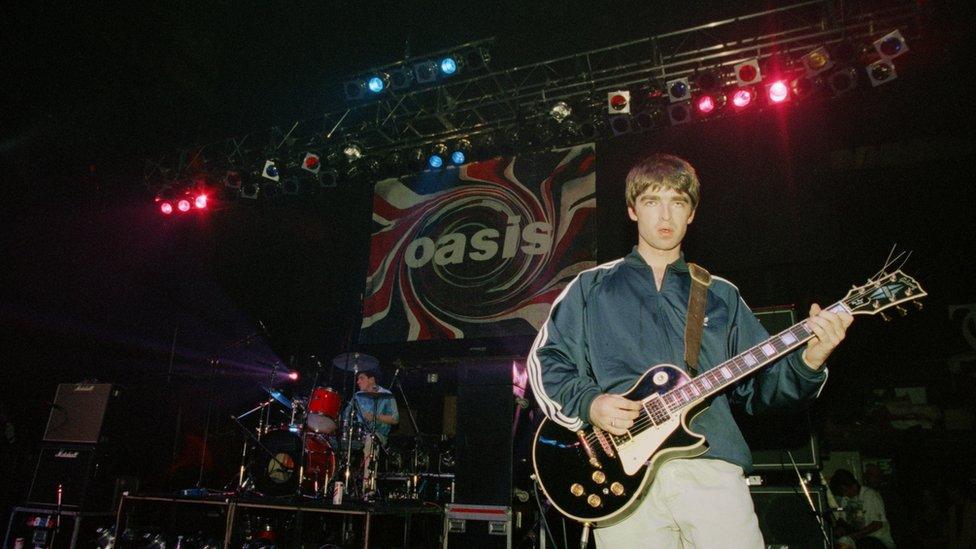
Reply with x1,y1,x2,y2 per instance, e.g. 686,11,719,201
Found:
26,444,114,510
454,360,514,507
43,383,119,444
741,307,820,470
751,485,830,549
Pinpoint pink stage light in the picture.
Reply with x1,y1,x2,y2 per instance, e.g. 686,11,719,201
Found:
288,371,300,381
696,95,715,114
160,202,174,215
732,89,754,108
194,194,208,209
177,199,192,212
767,80,789,103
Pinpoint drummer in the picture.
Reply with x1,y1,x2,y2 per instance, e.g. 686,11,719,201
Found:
343,367,399,445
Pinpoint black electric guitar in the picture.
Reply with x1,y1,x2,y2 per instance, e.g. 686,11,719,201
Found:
532,269,926,527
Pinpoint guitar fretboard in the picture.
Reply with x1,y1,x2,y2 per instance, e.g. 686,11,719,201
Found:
620,302,849,442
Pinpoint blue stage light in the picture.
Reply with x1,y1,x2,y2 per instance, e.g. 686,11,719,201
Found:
367,76,385,93
428,154,444,168
451,151,465,165
440,57,458,76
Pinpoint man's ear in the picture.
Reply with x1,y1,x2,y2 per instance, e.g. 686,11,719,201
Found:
687,208,696,224
627,206,638,221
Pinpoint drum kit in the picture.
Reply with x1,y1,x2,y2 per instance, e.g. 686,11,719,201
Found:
233,352,392,501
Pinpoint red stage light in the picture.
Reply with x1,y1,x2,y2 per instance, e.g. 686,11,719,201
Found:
767,80,789,103
288,372,300,381
696,95,716,114
177,199,191,212
732,89,754,108
194,194,208,209
160,202,173,215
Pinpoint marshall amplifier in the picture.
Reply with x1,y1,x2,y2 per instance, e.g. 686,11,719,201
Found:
43,383,119,444
26,444,114,510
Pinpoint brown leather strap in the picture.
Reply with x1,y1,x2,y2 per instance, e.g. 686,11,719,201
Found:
684,263,712,376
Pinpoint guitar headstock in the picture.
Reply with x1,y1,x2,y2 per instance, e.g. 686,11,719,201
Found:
842,270,927,318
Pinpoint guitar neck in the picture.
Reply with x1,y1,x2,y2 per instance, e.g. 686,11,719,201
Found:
653,302,849,411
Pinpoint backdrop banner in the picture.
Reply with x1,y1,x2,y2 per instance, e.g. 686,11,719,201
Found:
361,144,596,343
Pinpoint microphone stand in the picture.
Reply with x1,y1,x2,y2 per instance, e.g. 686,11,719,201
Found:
787,450,831,547
196,328,262,488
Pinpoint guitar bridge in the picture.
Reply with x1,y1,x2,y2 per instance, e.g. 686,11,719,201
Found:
592,428,616,459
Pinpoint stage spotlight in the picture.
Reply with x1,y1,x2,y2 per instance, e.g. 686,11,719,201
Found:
414,60,439,84
281,176,300,195
262,160,280,181
177,198,191,212
874,30,908,59
609,115,633,136
408,147,427,169
390,66,414,90
633,107,661,131
550,101,572,122
829,67,858,95
439,55,460,76
608,91,631,113
451,139,471,165
695,69,721,91
695,94,721,115
668,102,691,125
731,88,755,109
666,78,691,103
344,79,366,101
160,202,173,215
734,59,762,86
342,143,363,162
302,153,321,174
367,73,390,94
320,168,338,188
465,46,490,70
194,194,208,209
867,59,897,86
241,181,260,200
766,80,790,104
428,143,447,168
288,371,299,381
791,76,817,99
224,170,242,189
802,47,834,76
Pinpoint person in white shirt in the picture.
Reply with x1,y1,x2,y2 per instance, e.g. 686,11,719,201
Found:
830,468,896,549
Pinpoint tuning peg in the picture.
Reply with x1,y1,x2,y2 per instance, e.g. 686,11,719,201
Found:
896,306,908,317
914,301,924,311
880,312,891,322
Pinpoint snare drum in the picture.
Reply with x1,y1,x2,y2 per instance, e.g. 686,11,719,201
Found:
306,387,341,433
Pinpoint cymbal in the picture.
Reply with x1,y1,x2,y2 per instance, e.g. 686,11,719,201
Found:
261,386,293,408
356,391,395,400
332,352,379,371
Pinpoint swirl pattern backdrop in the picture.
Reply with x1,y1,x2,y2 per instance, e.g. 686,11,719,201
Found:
361,144,597,343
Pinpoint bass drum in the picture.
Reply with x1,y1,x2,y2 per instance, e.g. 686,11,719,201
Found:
249,428,336,496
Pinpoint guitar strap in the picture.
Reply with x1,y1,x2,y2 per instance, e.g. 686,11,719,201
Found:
684,263,712,377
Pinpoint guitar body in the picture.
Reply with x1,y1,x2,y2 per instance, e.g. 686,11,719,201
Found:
532,364,709,527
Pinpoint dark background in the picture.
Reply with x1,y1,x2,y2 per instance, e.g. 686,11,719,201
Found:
3,1,976,546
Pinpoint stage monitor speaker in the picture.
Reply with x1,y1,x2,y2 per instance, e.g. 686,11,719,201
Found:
740,306,821,470
43,383,118,444
454,360,514,507
25,443,114,510
751,485,830,549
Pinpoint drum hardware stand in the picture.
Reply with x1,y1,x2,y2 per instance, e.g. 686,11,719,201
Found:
228,411,294,495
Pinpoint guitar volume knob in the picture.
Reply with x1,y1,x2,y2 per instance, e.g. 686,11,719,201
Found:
591,471,606,484
587,494,602,508
570,483,585,497
610,482,625,496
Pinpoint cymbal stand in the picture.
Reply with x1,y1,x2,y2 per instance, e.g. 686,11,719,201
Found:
341,394,362,499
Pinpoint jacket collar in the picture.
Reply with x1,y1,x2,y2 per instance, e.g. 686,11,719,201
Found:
625,246,689,273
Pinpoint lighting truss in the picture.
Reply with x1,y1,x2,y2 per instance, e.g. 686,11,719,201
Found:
146,0,924,192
